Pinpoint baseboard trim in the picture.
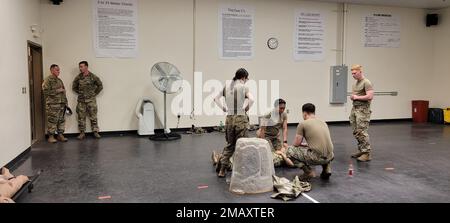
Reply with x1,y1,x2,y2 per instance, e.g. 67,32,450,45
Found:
64,118,413,136
63,130,138,138
4,147,31,171
286,118,412,126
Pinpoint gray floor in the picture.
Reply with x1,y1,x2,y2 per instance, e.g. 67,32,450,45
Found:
11,122,450,203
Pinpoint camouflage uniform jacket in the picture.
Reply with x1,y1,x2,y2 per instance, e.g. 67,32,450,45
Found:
72,72,103,102
42,75,68,105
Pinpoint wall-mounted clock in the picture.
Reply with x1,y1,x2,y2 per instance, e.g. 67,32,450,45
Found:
267,37,279,50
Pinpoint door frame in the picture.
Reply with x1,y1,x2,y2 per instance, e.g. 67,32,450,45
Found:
27,41,45,145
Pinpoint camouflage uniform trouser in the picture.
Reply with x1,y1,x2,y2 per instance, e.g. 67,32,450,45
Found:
220,115,249,169
266,136,284,167
350,104,372,153
286,146,332,170
46,103,66,134
266,136,282,152
273,152,284,167
77,100,99,132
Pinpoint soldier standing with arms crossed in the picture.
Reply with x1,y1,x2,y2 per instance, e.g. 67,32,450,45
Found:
72,61,103,140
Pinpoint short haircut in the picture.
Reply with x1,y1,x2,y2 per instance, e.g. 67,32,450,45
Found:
79,61,89,67
302,103,316,114
233,68,249,81
50,64,59,70
274,98,286,107
351,64,362,71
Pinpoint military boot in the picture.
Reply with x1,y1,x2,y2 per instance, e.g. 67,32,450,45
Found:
217,166,227,178
93,131,101,139
215,159,222,173
211,151,219,166
320,163,332,180
299,166,316,181
77,132,85,140
57,134,68,142
357,153,372,162
48,135,57,143
351,151,365,158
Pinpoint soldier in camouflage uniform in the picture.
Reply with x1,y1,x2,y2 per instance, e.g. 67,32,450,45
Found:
277,103,334,181
72,61,103,140
42,64,69,143
349,65,374,162
257,99,289,167
213,68,254,178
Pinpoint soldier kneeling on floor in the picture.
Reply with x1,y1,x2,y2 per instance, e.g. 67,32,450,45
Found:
277,103,334,181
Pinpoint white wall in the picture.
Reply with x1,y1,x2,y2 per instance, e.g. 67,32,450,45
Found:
195,0,341,126
40,0,194,133
39,0,435,133
0,0,42,167
345,4,434,119
0,0,442,166
195,0,433,126
430,7,450,108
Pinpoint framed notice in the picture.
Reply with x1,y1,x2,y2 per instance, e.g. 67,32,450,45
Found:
294,10,325,61
363,13,401,48
219,5,255,60
93,0,139,58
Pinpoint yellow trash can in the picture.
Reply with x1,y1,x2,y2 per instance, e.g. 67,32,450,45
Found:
444,108,450,124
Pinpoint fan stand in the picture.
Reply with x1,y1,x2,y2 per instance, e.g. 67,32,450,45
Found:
149,91,181,141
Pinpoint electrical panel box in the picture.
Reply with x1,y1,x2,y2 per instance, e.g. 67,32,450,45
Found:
330,65,348,104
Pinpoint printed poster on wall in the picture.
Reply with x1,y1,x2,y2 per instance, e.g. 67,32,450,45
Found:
294,10,325,61
363,13,401,48
93,0,138,58
219,5,255,60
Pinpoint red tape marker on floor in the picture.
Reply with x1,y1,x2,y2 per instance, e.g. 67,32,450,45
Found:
98,196,112,200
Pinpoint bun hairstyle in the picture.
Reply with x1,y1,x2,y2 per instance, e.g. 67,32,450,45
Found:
233,68,249,81
274,98,286,107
